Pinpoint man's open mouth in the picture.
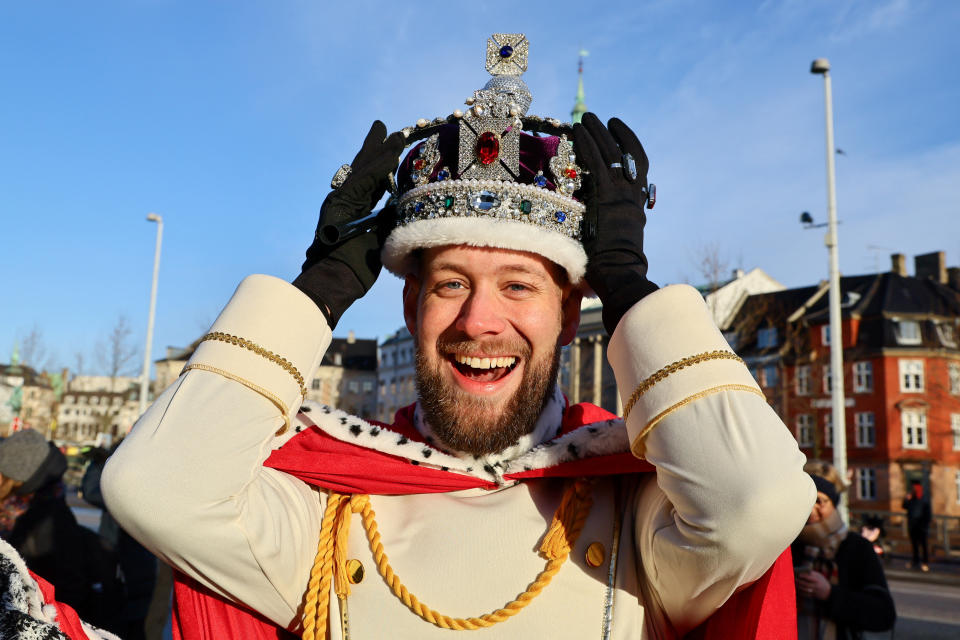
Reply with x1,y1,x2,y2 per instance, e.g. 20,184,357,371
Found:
449,353,519,383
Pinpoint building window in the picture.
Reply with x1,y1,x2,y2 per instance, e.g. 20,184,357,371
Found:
899,359,924,392
856,468,877,500
757,328,778,348
348,381,359,393
952,414,960,451
821,325,831,346
796,366,811,396
950,362,960,395
312,379,321,390
823,365,832,394
895,319,922,345
853,361,873,393
901,409,927,450
824,413,834,448
937,322,958,348
956,471,960,504
855,412,876,448
763,365,779,388
362,381,373,392
797,414,814,447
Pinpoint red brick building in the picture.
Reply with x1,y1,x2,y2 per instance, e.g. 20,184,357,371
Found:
729,252,960,517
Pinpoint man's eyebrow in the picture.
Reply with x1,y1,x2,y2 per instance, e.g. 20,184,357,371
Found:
430,261,547,279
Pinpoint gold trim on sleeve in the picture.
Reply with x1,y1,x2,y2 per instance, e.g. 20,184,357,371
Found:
630,383,765,458
199,331,308,399
182,362,291,435
622,350,745,422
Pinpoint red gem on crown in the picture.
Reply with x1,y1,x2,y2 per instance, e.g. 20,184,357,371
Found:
413,158,425,171
564,167,577,179
476,132,500,165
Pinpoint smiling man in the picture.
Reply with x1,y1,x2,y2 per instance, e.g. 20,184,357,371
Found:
103,35,814,640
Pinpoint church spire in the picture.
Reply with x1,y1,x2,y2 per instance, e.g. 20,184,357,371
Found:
571,49,588,124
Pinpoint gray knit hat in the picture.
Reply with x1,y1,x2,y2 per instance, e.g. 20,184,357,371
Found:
0,429,51,482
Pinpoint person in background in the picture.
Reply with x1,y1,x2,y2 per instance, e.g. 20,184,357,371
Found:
0,429,87,613
902,480,931,572
794,471,896,640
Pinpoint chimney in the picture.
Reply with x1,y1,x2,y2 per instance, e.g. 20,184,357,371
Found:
948,267,960,292
914,251,947,284
891,253,908,277
732,268,745,280
347,330,356,344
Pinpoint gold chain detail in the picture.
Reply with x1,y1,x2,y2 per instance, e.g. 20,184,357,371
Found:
199,331,307,399
302,479,594,638
622,350,745,422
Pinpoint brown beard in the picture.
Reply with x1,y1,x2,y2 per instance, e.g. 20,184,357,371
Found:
415,335,561,455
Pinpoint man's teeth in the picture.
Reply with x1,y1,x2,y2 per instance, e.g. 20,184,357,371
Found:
454,354,517,369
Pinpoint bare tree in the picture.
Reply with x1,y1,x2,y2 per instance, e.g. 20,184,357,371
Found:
694,242,731,295
74,351,86,379
96,315,138,392
18,325,54,372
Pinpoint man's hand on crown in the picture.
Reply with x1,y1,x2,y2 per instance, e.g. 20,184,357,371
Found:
293,121,405,328
573,113,659,335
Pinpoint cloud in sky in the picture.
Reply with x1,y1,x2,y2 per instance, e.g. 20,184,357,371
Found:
1,0,958,372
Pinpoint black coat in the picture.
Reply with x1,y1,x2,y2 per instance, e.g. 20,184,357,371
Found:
5,484,87,611
819,532,897,639
902,495,931,532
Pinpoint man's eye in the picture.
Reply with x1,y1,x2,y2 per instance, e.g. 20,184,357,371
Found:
442,281,463,290
507,283,530,292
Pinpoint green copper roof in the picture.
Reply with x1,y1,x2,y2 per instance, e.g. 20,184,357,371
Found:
571,51,588,124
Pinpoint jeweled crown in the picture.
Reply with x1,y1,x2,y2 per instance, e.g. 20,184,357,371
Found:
382,34,589,283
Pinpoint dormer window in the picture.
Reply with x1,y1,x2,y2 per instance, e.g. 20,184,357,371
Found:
757,327,778,349
937,322,957,348
895,319,922,345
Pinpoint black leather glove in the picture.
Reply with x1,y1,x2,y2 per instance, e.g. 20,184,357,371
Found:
293,121,405,328
573,113,658,335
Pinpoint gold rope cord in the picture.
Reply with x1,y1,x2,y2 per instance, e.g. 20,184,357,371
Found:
301,479,594,638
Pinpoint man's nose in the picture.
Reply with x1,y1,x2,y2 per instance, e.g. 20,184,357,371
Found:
455,287,507,337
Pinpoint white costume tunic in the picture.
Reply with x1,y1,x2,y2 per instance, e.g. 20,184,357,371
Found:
102,275,814,639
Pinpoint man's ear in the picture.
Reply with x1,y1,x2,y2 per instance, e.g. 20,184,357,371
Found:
559,286,583,346
402,275,421,336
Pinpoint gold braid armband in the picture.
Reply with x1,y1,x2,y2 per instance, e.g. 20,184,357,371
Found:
198,331,308,399
622,350,745,422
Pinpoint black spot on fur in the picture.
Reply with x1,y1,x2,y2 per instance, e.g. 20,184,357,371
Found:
524,465,532,471
370,427,381,437
567,443,580,458
426,435,434,443
587,427,598,434
300,406,311,413
466,467,473,472
398,436,409,445
411,460,420,465
295,426,302,433
441,466,449,472
322,406,331,414
421,448,432,458
483,464,496,476
340,417,348,425
350,424,362,436
543,441,556,447
493,461,503,468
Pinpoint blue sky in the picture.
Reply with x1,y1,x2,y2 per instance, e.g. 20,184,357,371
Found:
2,0,958,375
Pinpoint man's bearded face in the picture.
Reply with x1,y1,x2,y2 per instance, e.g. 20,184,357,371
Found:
403,246,579,455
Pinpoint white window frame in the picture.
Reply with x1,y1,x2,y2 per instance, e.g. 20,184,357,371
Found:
796,365,811,396
855,412,876,448
901,408,928,450
937,322,957,348
856,468,877,500
899,359,924,392
950,362,960,396
895,319,922,345
796,414,814,447
824,413,834,448
952,413,960,451
821,324,831,346
853,361,873,393
823,364,833,394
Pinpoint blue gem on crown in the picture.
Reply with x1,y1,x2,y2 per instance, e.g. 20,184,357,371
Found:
555,211,567,223
499,45,514,59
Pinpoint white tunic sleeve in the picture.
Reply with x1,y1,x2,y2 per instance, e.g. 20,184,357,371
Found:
607,285,815,635
101,274,331,628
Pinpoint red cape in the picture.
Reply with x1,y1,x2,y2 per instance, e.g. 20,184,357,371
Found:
171,403,796,640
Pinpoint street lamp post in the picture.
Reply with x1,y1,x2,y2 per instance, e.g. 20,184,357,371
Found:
811,58,848,520
139,213,163,420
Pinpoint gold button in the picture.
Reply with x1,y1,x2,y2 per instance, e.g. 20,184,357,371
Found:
585,542,606,568
347,559,365,584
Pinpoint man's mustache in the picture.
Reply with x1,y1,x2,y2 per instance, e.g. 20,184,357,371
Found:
435,337,532,359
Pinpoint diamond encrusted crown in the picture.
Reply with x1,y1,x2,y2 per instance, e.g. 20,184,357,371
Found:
382,34,589,283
